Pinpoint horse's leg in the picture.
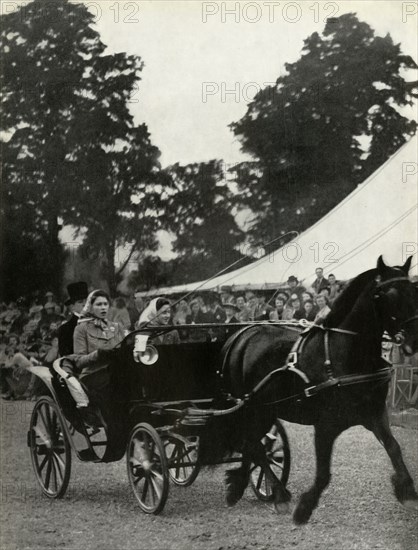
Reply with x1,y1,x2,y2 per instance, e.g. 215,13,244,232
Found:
293,420,343,525
225,444,252,506
255,438,292,513
225,436,291,509
368,409,418,510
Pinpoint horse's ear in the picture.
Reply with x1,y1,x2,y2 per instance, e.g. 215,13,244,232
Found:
377,255,387,274
401,255,413,274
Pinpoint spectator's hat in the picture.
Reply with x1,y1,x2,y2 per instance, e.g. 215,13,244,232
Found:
65,282,88,306
277,290,289,302
287,275,298,283
223,299,239,312
45,291,54,298
29,305,43,314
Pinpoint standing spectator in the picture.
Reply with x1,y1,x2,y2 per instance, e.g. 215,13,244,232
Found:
314,295,331,325
286,276,306,300
58,282,88,356
235,295,250,323
312,267,329,295
327,274,339,304
128,290,145,330
108,297,131,332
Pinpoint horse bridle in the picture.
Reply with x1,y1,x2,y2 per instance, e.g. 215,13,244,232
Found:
374,276,416,344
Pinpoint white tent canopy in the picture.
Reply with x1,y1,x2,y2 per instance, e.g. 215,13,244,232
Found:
145,136,418,296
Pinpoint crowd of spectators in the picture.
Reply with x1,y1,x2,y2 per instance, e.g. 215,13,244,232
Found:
0,269,342,400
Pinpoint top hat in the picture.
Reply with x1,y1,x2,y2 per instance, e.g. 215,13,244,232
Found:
65,282,88,306
287,275,298,283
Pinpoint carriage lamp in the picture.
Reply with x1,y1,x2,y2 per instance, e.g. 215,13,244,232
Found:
133,334,159,365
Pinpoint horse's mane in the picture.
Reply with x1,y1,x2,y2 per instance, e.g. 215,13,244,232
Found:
324,268,377,327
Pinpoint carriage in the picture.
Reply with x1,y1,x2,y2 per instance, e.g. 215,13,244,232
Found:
26,322,298,514
26,257,418,522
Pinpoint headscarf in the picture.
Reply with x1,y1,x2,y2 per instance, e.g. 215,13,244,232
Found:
138,297,170,327
78,289,110,329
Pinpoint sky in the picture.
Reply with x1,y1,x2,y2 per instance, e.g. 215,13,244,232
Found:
86,0,418,167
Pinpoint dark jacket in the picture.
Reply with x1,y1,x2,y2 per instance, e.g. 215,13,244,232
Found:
57,314,78,356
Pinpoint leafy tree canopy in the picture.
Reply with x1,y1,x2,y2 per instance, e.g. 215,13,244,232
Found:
230,14,417,243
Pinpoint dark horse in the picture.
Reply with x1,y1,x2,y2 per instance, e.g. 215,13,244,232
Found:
209,256,418,524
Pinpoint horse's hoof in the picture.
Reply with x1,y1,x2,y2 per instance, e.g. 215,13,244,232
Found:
403,499,418,512
274,500,290,515
293,504,312,525
225,469,246,506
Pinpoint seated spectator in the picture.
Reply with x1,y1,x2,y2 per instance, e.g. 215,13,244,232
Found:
314,295,331,325
290,296,305,320
206,294,226,324
246,293,258,321
185,299,208,342
254,293,274,321
22,307,43,340
0,334,35,400
42,302,62,326
302,300,317,322
301,291,314,303
222,300,240,339
269,297,287,321
108,297,131,332
173,299,191,326
235,295,250,323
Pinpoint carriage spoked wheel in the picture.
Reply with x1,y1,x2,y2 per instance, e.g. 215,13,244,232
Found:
164,435,200,487
28,396,72,498
126,423,169,514
250,420,290,501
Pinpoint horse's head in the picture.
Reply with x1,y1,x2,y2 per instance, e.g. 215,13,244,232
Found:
374,255,417,355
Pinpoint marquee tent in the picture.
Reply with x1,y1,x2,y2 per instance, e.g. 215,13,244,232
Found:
145,135,418,296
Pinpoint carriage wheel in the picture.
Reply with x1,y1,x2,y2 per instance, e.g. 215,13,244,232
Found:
250,420,290,501
28,396,72,498
126,423,169,514
165,435,200,487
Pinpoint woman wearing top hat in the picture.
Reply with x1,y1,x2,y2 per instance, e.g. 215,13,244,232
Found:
57,282,88,356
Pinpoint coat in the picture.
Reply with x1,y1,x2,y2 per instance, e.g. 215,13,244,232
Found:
73,319,125,378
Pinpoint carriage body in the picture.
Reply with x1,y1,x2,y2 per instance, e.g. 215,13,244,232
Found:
27,323,294,512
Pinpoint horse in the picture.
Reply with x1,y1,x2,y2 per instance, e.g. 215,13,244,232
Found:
206,256,418,524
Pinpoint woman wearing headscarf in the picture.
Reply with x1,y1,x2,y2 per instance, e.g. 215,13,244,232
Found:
137,298,180,345
71,290,125,396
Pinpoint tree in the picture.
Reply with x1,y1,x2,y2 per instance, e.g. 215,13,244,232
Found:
230,14,417,243
1,0,162,295
164,160,245,283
